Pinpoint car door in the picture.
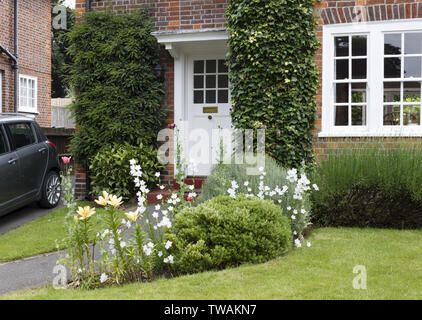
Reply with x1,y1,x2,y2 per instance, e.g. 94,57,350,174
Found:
0,124,20,213
6,121,48,198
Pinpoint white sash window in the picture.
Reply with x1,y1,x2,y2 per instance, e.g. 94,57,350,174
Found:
321,20,422,137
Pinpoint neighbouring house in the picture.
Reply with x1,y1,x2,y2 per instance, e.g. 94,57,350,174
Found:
0,0,52,127
74,0,422,199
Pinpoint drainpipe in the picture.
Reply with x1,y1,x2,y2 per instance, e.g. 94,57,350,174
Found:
86,0,91,12
13,0,19,113
85,0,91,199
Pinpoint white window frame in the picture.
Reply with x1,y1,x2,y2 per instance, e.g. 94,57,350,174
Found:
18,74,38,114
321,19,422,137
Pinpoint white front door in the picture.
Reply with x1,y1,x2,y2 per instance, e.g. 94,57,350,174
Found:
186,56,232,176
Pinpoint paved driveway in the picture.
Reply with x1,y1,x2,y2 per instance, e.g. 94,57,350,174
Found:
0,203,62,236
0,175,75,236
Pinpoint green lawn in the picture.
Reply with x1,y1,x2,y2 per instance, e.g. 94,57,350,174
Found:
0,203,111,262
3,228,422,300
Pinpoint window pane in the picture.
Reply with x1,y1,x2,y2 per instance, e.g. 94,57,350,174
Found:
384,105,401,126
218,90,229,103
218,60,228,73
405,32,422,54
206,60,216,73
335,105,348,126
335,83,348,103
352,59,366,79
352,35,367,56
384,82,401,102
0,129,8,155
218,75,229,88
194,61,204,74
404,57,421,78
194,75,204,89
335,59,348,80
403,81,421,102
384,57,401,78
385,34,401,55
194,90,204,104
7,123,36,148
352,105,366,126
403,105,420,125
352,83,366,103
206,90,216,103
206,75,216,88
335,36,349,57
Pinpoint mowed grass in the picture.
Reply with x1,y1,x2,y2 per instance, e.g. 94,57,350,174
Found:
0,203,111,262
3,228,422,300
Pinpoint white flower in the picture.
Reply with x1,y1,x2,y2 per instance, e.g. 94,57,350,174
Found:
291,215,296,220
158,251,163,257
129,159,137,166
155,172,161,178
294,238,302,248
160,185,165,190
157,194,163,200
259,166,264,172
165,240,172,250
147,242,154,249
163,257,168,263
155,204,161,210
293,209,298,215
168,206,174,211
287,206,291,211
152,211,159,219
120,241,126,248
293,231,297,236
301,209,307,214
189,185,195,190
168,255,174,264
307,242,311,247
286,168,298,183
313,184,319,191
244,181,249,186
100,273,108,283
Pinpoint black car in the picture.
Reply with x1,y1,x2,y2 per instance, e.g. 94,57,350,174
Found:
0,113,62,217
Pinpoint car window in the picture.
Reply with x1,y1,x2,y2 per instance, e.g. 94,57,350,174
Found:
7,122,36,149
0,127,8,155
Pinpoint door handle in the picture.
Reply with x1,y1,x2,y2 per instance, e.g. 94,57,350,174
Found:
8,158,17,165
208,115,213,120
38,147,47,153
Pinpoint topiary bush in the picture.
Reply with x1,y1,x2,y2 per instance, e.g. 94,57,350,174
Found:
311,141,422,229
226,0,320,168
166,195,292,274
89,142,164,200
65,10,165,167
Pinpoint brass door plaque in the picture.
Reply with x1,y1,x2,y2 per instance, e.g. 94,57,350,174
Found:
203,106,218,114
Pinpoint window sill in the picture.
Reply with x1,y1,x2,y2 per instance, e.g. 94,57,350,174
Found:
18,109,39,115
318,129,422,138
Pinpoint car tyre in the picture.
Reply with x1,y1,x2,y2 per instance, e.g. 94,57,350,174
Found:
39,171,62,208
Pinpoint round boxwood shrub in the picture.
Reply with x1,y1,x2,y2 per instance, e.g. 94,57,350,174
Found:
166,195,292,274
89,142,164,200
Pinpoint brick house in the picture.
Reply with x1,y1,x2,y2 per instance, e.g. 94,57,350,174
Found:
0,0,51,127
74,0,422,198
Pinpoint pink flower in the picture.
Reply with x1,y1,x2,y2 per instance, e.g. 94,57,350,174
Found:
168,123,176,129
187,196,193,201
61,156,71,164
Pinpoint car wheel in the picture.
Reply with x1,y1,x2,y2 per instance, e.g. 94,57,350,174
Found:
39,171,62,208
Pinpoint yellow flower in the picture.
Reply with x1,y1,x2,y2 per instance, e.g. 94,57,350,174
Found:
73,215,79,224
95,191,110,206
77,206,96,220
108,194,123,208
125,210,139,222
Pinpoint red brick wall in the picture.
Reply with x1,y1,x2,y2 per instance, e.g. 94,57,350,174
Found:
313,0,422,158
0,0,51,127
75,0,228,31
